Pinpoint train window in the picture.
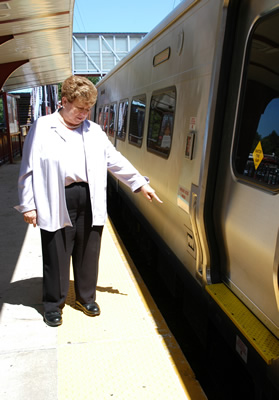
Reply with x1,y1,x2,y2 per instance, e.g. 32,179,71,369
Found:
147,87,176,158
103,105,109,134
98,106,103,127
108,103,117,137
128,95,146,147
234,11,279,190
117,100,129,141
153,48,171,67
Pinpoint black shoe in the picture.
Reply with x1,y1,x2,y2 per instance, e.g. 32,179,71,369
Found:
44,311,62,327
75,301,100,316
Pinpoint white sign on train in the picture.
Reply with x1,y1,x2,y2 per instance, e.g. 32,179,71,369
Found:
189,117,197,131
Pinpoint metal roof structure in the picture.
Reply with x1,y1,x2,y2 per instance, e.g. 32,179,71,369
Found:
0,0,74,92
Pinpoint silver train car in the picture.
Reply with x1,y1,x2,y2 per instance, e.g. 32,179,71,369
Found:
95,0,279,396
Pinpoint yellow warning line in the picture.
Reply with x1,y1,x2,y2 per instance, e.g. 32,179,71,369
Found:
106,218,206,399
56,218,207,399
206,283,279,364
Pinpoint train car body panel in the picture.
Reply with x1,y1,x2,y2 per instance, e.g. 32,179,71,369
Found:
213,0,279,338
96,0,227,282
95,0,279,392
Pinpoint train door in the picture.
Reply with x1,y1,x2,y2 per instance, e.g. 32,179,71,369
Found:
213,1,279,338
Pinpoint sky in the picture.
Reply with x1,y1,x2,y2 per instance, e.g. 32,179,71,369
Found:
73,0,184,33
257,98,279,138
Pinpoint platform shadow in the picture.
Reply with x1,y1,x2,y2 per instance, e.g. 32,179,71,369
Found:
0,277,127,316
0,277,44,316
66,280,127,309
0,160,30,314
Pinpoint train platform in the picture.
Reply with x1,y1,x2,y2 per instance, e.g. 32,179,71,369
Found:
0,159,207,400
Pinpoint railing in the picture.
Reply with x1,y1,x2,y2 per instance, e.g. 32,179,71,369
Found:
0,124,31,166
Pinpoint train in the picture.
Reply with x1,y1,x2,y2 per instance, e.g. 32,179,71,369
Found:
93,0,279,398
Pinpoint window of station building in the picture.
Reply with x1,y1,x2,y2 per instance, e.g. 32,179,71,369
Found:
147,87,176,158
102,53,115,71
103,105,109,134
117,100,129,141
128,95,146,147
87,36,100,52
130,36,142,48
116,37,128,52
108,103,117,137
233,11,279,190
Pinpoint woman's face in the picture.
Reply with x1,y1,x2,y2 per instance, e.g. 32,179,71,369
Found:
61,97,92,126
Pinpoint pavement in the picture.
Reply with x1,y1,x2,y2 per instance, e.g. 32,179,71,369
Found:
0,158,206,400
0,158,57,399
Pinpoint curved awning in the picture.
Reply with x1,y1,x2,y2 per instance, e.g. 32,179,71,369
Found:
0,0,75,91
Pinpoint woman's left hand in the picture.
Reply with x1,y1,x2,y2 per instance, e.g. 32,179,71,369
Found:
140,184,163,203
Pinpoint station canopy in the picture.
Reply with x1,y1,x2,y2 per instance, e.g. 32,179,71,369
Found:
0,0,74,92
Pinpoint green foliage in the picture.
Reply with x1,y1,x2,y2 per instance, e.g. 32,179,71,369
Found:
261,131,279,157
87,76,100,85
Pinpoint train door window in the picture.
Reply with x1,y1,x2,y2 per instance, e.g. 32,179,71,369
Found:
108,103,117,137
147,87,176,158
117,100,129,141
233,11,279,190
103,105,109,134
128,95,146,147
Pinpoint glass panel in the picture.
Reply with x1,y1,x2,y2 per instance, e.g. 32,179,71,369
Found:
103,36,113,49
88,55,100,71
73,54,87,70
130,37,141,48
108,103,117,137
117,100,129,141
234,12,279,190
129,95,146,147
147,88,176,158
116,37,127,51
98,107,103,127
87,37,100,51
103,105,109,133
73,37,85,50
102,54,115,70
7,95,19,133
117,53,127,61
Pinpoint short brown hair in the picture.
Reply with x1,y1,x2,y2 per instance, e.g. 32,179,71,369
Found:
61,75,97,106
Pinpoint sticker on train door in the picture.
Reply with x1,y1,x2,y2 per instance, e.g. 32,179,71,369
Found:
253,141,264,170
177,185,190,213
189,117,196,130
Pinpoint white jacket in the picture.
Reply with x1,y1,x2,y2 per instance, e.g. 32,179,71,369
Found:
15,112,148,231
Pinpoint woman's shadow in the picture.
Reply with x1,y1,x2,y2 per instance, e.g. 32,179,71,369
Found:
0,278,127,316
65,281,128,309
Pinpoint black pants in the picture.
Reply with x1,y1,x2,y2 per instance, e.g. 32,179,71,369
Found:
40,183,103,313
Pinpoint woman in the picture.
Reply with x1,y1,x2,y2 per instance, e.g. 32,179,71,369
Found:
15,75,162,327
